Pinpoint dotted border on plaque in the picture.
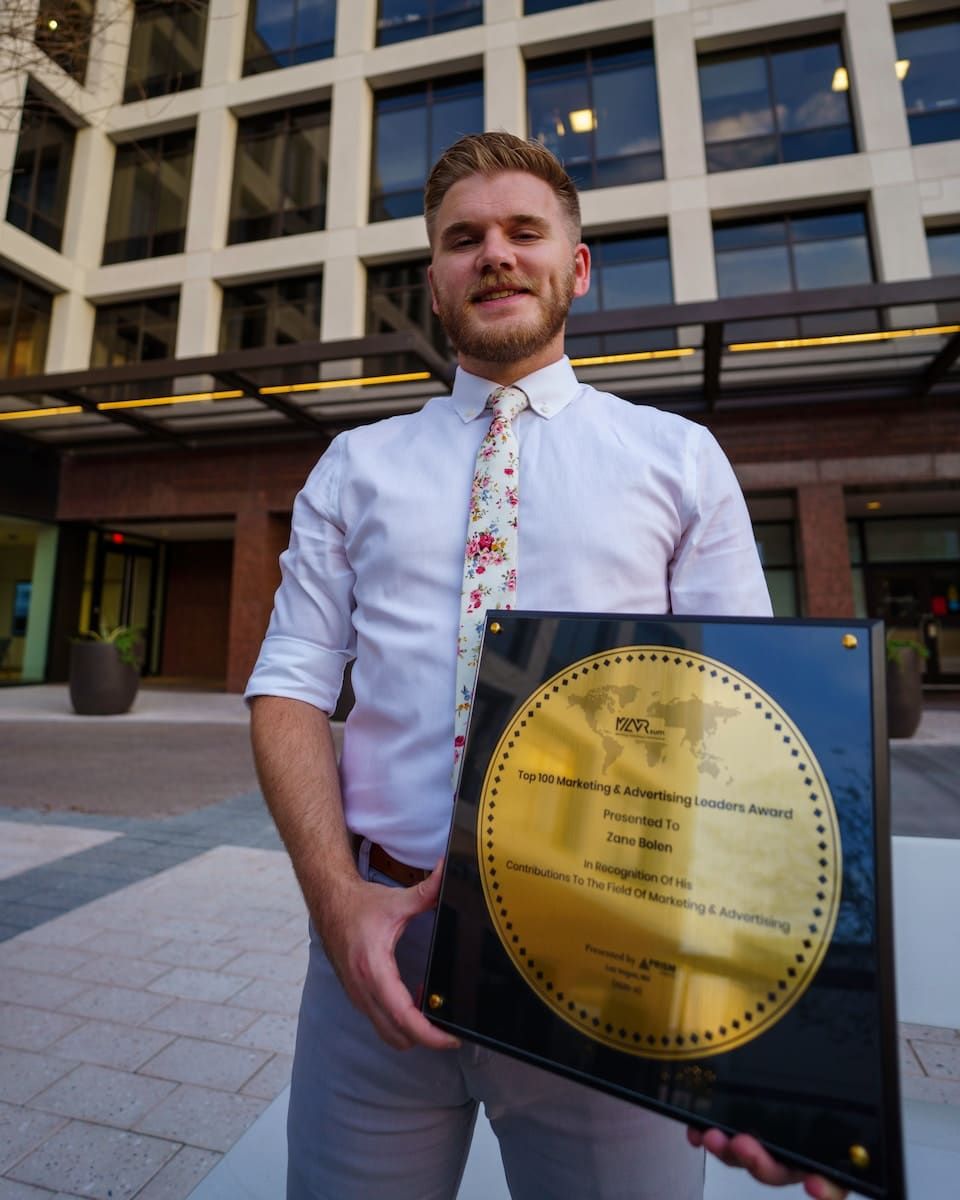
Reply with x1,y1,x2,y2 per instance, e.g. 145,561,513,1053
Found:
478,647,841,1059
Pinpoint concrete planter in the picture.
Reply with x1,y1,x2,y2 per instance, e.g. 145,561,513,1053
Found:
886,646,923,739
69,641,139,715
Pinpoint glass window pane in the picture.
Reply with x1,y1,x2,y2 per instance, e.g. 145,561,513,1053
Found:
714,219,785,251
928,229,960,277
429,89,484,162
253,0,294,55
865,518,960,563
374,106,428,195
699,54,774,143
791,210,865,240
601,258,672,309
717,244,792,297
770,40,849,133
296,0,335,48
896,17,960,118
528,73,593,169
793,235,872,290
593,63,661,160
754,522,795,567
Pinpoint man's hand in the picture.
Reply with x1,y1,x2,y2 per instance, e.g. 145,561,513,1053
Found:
687,1128,849,1199
316,858,461,1053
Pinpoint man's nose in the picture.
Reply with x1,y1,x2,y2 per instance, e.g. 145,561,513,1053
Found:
477,232,517,273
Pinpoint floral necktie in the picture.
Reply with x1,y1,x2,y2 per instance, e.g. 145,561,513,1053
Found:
453,385,529,777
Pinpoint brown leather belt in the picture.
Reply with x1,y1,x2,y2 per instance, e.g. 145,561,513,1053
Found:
368,841,431,887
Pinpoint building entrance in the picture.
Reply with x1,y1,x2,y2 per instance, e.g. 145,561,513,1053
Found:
864,564,960,685
88,533,161,674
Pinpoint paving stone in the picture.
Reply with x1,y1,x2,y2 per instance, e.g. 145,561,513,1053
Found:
0,947,93,979
134,1084,267,1152
60,985,173,1026
79,931,171,959
10,923,96,949
132,1145,221,1200
146,968,248,1004
145,941,242,971
900,1073,960,1105
214,925,306,955
49,1022,174,1072
7,1120,179,1200
0,1007,85,1054
224,950,306,983
69,956,170,990
913,1038,960,1080
142,999,256,1042
0,970,90,1013
0,1050,74,1105
234,1014,298,1056
241,1052,293,1100
228,978,302,1016
900,1038,924,1078
144,920,233,943
901,1022,960,1044
139,1037,269,1091
0,1179,60,1197
28,1064,176,1130
0,1100,67,1174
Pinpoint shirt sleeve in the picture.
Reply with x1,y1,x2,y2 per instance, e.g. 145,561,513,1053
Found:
244,435,357,712
668,425,773,618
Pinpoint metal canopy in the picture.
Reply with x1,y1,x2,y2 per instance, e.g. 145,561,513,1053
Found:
1,278,958,455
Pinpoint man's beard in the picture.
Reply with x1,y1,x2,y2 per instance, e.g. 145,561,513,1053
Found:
435,267,576,365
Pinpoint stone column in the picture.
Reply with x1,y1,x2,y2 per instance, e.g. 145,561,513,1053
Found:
845,0,910,154
484,44,525,136
655,10,706,182
796,483,855,618
226,506,290,693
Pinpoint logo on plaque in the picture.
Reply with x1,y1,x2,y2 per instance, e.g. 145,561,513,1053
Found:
477,647,842,1060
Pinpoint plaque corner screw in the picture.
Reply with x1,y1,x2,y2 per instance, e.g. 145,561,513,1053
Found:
848,1144,870,1169
841,634,858,649
489,621,502,634
428,993,444,1010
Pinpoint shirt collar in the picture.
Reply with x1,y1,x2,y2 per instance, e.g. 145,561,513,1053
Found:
450,357,581,423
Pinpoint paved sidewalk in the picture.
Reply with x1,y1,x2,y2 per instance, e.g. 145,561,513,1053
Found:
0,686,957,1198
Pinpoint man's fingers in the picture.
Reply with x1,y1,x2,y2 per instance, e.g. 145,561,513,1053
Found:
690,1128,848,1198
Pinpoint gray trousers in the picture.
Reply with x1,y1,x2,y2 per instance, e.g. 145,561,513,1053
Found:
287,857,705,1200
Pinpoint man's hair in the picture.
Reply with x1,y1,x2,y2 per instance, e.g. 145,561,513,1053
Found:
424,131,581,245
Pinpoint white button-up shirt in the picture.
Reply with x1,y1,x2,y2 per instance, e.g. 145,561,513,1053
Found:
246,357,772,866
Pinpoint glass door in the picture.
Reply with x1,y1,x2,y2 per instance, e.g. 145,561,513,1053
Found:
90,534,160,673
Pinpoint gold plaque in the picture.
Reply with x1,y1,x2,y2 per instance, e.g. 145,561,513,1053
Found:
477,647,841,1060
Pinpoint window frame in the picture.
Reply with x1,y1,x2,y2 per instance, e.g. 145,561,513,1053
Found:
0,269,53,379
243,0,337,76
91,295,181,369
894,11,960,148
102,131,196,265
376,0,483,46
219,275,324,351
123,0,209,103
6,94,76,251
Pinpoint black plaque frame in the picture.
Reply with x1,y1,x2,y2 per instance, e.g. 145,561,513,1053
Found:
423,612,905,1199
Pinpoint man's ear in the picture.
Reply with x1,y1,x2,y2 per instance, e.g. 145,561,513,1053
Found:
427,264,440,315
573,243,591,300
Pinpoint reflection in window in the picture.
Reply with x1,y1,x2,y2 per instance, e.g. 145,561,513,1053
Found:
6,94,75,251
220,276,323,350
699,34,856,173
0,269,53,378
366,259,449,372
928,227,960,276
895,13,960,147
244,0,336,75
370,75,483,222
91,296,180,367
229,104,330,243
714,208,875,341
377,0,481,46
103,132,195,264
528,43,662,190
524,0,600,11
568,230,674,359
124,0,208,102
753,521,798,616
35,0,93,83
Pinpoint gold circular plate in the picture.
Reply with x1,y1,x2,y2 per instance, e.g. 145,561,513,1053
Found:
477,647,841,1059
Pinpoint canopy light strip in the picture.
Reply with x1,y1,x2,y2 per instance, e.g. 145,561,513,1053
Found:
0,405,85,421
260,371,432,395
569,348,695,367
98,389,244,410
728,324,960,352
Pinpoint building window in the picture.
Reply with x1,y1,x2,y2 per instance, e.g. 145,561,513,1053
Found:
124,0,208,102
928,226,960,277
524,0,600,12
6,95,76,251
377,1,482,46
370,75,483,222
229,104,330,244
103,132,194,264
527,43,662,191
754,522,799,617
699,34,856,173
366,259,449,372
91,296,179,368
895,13,960,147
220,276,323,350
714,207,875,340
567,230,674,358
35,0,94,84
0,269,53,378
244,0,336,75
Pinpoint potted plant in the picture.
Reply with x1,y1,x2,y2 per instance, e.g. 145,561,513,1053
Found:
69,625,143,715
885,636,929,739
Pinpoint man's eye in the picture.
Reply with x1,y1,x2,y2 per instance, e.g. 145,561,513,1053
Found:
514,230,540,241
452,236,477,248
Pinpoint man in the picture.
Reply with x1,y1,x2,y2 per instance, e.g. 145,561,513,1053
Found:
248,132,846,1200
